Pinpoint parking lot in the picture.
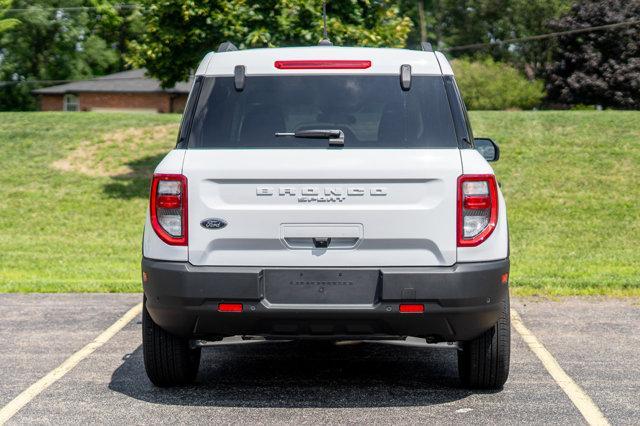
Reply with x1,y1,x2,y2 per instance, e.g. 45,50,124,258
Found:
0,294,638,424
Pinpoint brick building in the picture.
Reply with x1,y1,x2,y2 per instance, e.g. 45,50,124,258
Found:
33,69,192,113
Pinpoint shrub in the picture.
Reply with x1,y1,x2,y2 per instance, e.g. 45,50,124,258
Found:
545,0,640,109
451,58,544,110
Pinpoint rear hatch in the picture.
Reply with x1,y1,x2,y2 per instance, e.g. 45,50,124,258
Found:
182,73,461,267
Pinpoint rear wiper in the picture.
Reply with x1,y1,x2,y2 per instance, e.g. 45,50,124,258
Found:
275,129,344,147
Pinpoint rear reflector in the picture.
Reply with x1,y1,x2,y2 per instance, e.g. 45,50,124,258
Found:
274,60,371,70
399,304,425,313
218,303,243,313
501,273,509,284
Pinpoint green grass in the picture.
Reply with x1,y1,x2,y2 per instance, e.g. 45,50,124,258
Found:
0,112,180,292
471,111,639,296
0,111,638,296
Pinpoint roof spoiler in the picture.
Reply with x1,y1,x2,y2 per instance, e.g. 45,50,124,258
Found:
217,41,238,53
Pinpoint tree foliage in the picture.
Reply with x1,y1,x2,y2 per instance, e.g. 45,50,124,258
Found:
545,0,640,109
1,0,638,111
129,0,413,87
0,1,143,110
0,0,19,33
399,0,572,77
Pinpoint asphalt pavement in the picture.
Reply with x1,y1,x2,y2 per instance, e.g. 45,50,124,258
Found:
0,294,638,424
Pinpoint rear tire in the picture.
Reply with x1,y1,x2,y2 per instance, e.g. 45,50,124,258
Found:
457,294,511,390
142,298,201,387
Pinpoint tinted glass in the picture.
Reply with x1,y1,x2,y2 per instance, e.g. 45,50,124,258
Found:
187,75,457,149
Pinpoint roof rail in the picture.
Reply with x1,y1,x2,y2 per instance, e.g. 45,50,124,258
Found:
420,42,433,52
217,41,238,53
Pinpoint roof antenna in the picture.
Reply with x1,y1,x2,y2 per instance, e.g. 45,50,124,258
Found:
318,0,333,46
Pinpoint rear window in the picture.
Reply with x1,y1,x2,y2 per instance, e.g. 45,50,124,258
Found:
186,75,457,149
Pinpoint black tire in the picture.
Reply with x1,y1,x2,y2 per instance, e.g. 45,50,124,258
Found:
458,294,511,390
142,298,201,387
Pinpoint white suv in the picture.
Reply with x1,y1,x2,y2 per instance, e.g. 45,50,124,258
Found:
141,42,510,389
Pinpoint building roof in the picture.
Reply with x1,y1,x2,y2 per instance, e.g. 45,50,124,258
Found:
32,69,193,95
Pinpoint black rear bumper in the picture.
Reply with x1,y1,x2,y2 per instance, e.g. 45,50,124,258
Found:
142,258,509,341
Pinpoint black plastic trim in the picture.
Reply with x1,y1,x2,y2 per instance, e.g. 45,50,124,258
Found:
234,65,245,91
400,64,411,91
443,75,473,149
142,258,509,341
175,76,203,149
217,41,238,52
420,42,434,52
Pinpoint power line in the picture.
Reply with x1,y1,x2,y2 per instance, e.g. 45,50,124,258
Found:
443,19,640,52
2,17,639,87
4,4,140,13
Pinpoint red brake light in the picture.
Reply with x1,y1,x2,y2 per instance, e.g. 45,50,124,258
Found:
157,195,181,209
457,174,498,247
274,60,371,70
218,303,243,313
150,174,188,246
399,304,425,313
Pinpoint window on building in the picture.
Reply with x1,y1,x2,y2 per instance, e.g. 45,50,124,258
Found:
63,94,79,112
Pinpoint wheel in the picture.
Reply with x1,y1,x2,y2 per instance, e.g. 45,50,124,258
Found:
457,294,511,389
142,298,201,386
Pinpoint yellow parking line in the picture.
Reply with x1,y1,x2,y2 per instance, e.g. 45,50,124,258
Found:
0,303,142,425
0,303,612,425
511,308,610,426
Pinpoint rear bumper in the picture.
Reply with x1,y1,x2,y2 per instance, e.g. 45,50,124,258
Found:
142,258,509,341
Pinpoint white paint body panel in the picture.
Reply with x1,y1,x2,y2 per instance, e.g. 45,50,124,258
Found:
183,149,462,267
434,52,454,75
457,149,509,262
143,150,188,261
199,46,446,76
143,48,510,266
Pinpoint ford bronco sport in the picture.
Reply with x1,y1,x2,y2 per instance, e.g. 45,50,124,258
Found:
142,42,510,389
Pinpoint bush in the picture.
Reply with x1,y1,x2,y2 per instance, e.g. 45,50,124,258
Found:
545,0,640,109
451,58,544,110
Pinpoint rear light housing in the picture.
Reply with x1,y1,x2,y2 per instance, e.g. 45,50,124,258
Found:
150,174,188,246
457,174,498,247
274,60,372,70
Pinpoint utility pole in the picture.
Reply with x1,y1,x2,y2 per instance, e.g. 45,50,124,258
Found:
417,0,427,43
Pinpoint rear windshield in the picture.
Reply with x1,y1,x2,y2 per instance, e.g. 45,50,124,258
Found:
186,75,457,149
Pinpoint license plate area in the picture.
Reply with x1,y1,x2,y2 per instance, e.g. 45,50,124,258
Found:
263,269,380,305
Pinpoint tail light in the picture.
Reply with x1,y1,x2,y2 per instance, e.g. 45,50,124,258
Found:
150,174,188,246
457,174,498,247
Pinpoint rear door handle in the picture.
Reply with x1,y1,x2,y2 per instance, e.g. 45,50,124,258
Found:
312,237,331,248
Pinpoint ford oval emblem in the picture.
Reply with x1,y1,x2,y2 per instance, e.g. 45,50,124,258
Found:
200,218,227,230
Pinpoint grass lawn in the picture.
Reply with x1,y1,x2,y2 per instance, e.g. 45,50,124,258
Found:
0,111,638,296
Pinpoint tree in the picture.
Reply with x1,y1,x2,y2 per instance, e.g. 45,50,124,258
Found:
399,0,572,76
90,1,146,71
0,1,143,110
0,0,19,33
545,0,640,108
129,0,413,88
